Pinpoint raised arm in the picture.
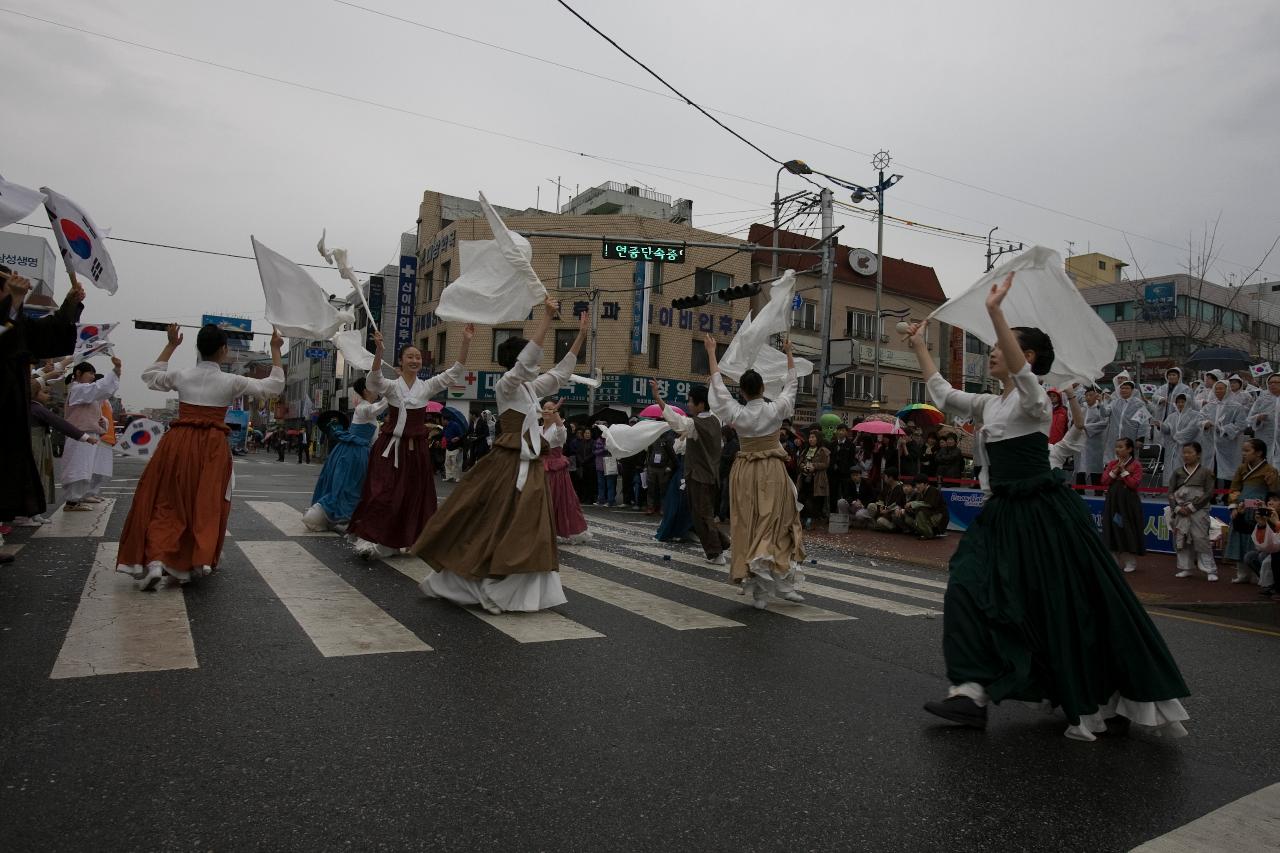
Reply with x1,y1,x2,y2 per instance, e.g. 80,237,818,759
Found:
652,379,694,437
366,330,391,394
529,311,589,398
234,329,286,398
422,324,474,396
529,296,559,350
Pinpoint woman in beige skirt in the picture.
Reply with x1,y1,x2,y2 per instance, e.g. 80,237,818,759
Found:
411,301,588,614
704,334,805,609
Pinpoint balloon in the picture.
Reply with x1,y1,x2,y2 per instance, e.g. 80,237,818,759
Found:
819,412,842,442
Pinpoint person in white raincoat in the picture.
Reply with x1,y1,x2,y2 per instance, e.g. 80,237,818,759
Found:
1149,367,1195,424
59,358,121,510
1195,370,1224,407
1199,380,1246,490
1153,393,1202,487
1077,386,1110,489
1102,379,1147,464
1249,373,1280,469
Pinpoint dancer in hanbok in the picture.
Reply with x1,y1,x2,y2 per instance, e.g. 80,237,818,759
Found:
1199,379,1245,493
908,272,1189,740
59,358,121,511
541,397,592,544
654,436,695,543
117,324,285,589
1168,441,1217,580
704,334,805,609
412,302,587,614
347,327,471,558
303,376,387,533
652,382,731,564
88,397,117,501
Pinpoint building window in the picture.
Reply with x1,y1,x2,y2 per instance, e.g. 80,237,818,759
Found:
648,333,660,369
553,329,577,363
441,261,452,286
910,379,928,404
424,270,434,303
650,263,664,294
436,331,447,366
559,255,591,289
798,373,814,395
793,300,818,331
493,328,521,362
847,372,880,401
847,309,875,340
691,339,727,375
694,268,733,296
965,333,990,355
1098,260,1107,271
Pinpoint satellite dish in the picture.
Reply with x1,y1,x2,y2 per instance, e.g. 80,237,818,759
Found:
848,248,878,277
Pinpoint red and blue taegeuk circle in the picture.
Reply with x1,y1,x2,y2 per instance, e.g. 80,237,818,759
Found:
128,429,153,447
60,219,92,259
79,325,99,341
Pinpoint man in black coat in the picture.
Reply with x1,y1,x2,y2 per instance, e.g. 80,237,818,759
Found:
829,425,857,504
0,267,84,562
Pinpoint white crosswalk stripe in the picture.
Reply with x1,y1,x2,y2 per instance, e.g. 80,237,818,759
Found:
379,554,604,644
33,499,116,538
558,561,743,631
240,541,430,657
50,542,198,679
563,545,853,622
245,501,336,537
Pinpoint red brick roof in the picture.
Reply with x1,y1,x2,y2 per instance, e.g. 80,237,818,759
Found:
748,223,945,304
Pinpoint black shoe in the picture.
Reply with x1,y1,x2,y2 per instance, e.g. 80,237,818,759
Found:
923,696,988,729
1261,587,1276,597
1100,716,1131,737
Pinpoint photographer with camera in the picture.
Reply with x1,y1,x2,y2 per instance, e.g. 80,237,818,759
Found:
1245,493,1280,600
1223,438,1280,584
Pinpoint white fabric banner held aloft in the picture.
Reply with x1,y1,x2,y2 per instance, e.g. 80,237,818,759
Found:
41,187,118,294
718,269,814,399
435,191,547,324
605,419,670,458
0,174,46,229
251,236,354,340
929,246,1117,387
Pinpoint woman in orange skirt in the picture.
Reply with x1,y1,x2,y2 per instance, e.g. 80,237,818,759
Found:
116,323,285,590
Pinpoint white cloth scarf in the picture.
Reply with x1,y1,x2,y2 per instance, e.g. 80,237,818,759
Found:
435,192,547,325
717,270,814,399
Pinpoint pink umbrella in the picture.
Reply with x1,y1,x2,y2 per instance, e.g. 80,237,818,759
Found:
426,401,444,413
637,403,685,419
853,420,904,436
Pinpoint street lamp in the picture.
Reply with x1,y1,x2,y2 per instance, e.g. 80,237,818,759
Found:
844,150,902,407
772,159,813,278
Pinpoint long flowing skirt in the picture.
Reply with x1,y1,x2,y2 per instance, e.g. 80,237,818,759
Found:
655,458,694,542
545,447,588,539
348,431,437,550
1102,479,1145,554
116,405,232,578
943,433,1189,729
728,438,805,592
310,424,376,524
411,411,564,612
1225,483,1268,561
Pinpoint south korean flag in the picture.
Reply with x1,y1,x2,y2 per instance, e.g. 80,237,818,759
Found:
118,419,166,458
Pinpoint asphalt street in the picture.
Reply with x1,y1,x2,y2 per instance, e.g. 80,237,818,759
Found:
1,454,1278,852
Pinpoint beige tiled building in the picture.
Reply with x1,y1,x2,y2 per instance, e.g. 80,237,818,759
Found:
411,189,753,417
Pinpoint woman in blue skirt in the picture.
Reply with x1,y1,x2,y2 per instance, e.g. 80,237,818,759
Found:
303,376,386,533
654,437,695,543
905,272,1190,741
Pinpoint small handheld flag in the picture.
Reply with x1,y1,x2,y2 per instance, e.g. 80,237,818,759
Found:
76,322,117,347
1251,362,1273,379
1130,406,1152,426
117,419,166,457
1140,383,1157,396
41,188,118,294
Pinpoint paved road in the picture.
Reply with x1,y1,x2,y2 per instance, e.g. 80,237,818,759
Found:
1,455,1278,852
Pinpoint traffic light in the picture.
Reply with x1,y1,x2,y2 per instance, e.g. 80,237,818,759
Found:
717,283,760,302
672,294,710,310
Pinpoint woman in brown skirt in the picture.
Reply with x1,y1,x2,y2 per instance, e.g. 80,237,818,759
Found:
704,334,806,609
412,300,588,613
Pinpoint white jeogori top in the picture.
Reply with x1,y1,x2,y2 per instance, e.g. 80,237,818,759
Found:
495,342,578,490
351,398,389,426
143,360,284,404
927,364,1051,493
542,421,567,448
708,368,797,439
367,362,464,465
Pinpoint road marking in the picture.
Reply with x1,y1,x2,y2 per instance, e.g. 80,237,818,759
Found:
564,545,852,622
558,561,743,630
0,543,22,559
1130,781,1280,852
380,555,603,644
1149,609,1280,639
33,499,115,538
624,543,940,617
50,542,198,679
816,557,949,590
245,501,336,537
240,541,429,656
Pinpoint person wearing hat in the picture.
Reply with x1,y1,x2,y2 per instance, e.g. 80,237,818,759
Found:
60,358,122,511
1046,388,1069,445
1102,374,1146,466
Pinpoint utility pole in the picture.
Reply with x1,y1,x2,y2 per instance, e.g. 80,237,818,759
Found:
586,289,600,415
872,168,885,408
816,187,835,412
985,227,1024,272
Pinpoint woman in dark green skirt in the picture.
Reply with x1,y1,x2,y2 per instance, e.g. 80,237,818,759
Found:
905,273,1189,741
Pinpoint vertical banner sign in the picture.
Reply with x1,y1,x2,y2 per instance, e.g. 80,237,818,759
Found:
366,275,385,353
631,260,650,355
395,258,417,358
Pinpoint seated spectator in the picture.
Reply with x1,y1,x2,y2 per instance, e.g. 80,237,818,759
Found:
904,475,949,539
1245,492,1280,599
866,468,906,532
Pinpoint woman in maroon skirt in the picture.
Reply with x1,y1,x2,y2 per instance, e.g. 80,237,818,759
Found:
541,398,592,544
348,326,473,558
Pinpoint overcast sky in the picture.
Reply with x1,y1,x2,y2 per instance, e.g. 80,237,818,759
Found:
4,0,1278,408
